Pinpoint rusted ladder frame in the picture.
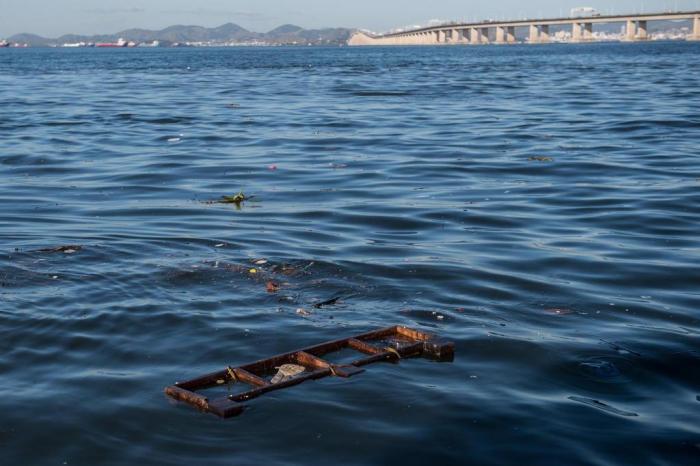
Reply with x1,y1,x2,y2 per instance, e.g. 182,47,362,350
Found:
165,325,454,418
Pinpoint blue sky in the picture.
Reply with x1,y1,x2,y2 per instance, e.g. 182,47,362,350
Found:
2,0,699,37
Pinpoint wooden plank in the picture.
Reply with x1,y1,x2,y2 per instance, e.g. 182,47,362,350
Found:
396,326,434,341
295,351,331,369
347,338,382,355
165,386,210,411
233,367,269,387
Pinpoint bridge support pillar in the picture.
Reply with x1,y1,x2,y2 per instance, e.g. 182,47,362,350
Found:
470,27,481,45
624,20,637,41
636,21,648,40
529,24,540,43
496,26,505,44
506,26,516,43
571,22,582,43
437,30,445,43
540,25,550,43
691,15,700,40
583,23,593,41
481,27,490,44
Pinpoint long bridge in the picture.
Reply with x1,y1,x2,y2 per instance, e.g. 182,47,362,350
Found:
349,11,700,45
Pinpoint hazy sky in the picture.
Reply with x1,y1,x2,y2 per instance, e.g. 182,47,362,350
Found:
2,0,699,37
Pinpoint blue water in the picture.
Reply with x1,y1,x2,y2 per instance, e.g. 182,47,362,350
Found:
1,42,699,465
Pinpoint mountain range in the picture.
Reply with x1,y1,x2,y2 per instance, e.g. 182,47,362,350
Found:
7,23,355,46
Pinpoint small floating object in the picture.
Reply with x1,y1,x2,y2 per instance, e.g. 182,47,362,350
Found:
266,281,280,293
38,245,83,254
220,192,249,204
270,364,306,384
165,325,454,418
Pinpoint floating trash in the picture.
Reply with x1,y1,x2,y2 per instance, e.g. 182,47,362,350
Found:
313,296,343,309
220,192,250,204
165,325,455,418
37,245,82,254
270,364,306,384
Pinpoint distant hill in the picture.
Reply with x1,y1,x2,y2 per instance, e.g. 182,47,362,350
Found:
7,23,354,46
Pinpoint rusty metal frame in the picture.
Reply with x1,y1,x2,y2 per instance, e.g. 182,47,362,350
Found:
165,325,455,418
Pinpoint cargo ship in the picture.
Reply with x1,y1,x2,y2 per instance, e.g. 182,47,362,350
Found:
96,38,128,48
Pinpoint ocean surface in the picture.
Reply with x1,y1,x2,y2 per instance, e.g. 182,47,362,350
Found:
1,42,699,465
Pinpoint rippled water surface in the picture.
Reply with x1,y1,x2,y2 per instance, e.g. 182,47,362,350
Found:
1,43,699,465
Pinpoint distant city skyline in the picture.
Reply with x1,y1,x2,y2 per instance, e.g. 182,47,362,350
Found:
2,0,700,37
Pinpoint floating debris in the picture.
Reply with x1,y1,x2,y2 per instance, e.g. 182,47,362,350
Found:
568,396,638,417
165,325,454,418
270,364,306,384
313,296,343,309
529,156,553,162
37,245,82,254
296,308,311,316
266,281,280,293
220,192,250,204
